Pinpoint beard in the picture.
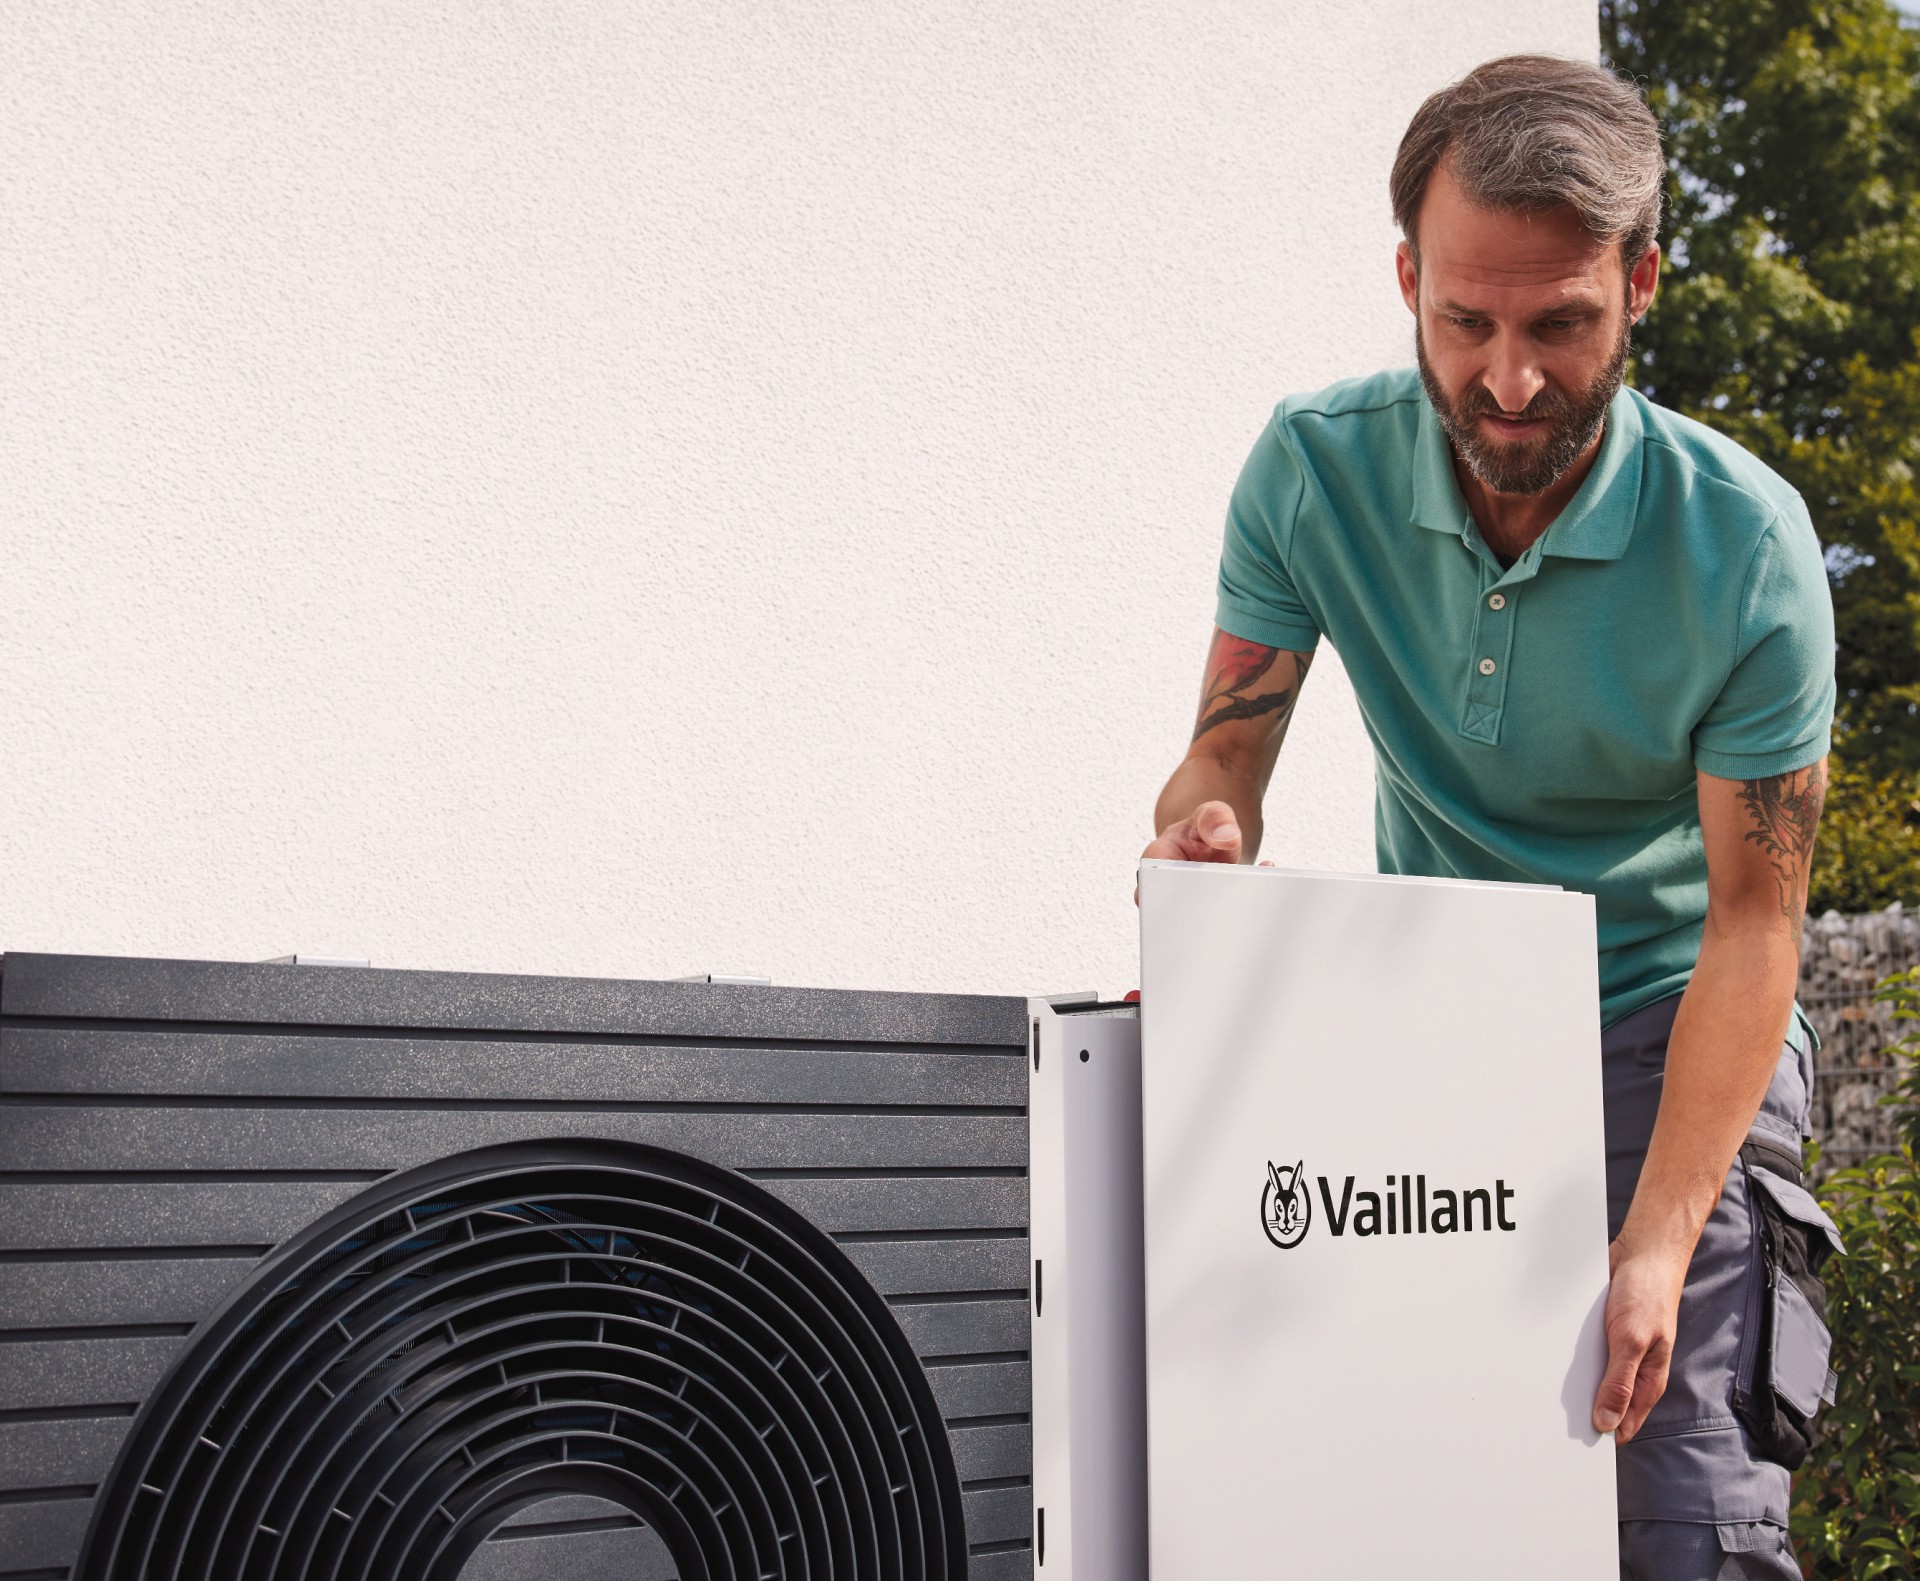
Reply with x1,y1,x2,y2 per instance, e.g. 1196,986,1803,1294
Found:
1416,313,1631,497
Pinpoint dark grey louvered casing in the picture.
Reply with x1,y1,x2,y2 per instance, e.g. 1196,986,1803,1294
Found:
0,952,1035,1581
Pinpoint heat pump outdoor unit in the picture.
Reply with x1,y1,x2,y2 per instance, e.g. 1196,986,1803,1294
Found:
0,953,1146,1581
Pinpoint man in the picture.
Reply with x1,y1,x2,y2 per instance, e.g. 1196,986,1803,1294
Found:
1143,56,1837,1580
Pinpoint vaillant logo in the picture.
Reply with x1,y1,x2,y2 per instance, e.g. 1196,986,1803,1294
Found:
1259,1160,1519,1248
1260,1160,1312,1248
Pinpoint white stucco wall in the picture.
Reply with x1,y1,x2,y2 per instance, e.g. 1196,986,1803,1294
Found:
4,1,1597,999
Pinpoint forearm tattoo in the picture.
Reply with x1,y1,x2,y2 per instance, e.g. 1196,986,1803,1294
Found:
1737,763,1827,941
1192,633,1311,743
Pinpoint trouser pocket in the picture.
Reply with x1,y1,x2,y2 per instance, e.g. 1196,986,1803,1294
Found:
1732,1140,1844,1470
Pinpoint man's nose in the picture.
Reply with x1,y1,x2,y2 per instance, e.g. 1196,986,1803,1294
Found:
1483,338,1546,415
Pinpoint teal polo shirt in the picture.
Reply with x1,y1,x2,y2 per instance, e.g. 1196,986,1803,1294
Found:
1216,367,1835,1027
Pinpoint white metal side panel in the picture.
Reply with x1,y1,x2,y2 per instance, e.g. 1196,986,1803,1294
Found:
1137,862,1615,1578
1028,1002,1148,1581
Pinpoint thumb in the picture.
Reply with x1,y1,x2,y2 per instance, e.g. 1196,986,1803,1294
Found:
1193,802,1241,854
1592,1348,1638,1435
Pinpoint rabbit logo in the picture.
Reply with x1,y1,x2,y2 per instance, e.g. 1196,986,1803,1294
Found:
1261,1159,1312,1249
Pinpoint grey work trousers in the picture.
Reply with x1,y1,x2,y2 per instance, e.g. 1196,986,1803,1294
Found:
1619,1517,1801,1580
1604,994,1818,1581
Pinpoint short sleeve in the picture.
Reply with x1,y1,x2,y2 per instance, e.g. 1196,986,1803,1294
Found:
1214,413,1322,652
1692,512,1836,779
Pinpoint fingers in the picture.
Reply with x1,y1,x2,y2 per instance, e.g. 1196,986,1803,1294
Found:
1138,833,1185,864
1140,802,1242,864
1136,802,1244,864
1618,1340,1672,1442
1137,801,1247,903
1592,1323,1673,1441
1593,1241,1685,1440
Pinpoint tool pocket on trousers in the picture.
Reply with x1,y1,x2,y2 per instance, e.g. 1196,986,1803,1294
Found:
1733,1156,1844,1470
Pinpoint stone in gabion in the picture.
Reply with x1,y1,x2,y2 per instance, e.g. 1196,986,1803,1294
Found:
1799,903,1919,1178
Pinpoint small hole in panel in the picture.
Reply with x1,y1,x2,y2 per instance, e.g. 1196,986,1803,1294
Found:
1078,1048,1089,1063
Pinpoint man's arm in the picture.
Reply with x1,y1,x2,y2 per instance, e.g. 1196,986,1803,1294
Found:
1592,757,1827,1441
1142,629,1315,867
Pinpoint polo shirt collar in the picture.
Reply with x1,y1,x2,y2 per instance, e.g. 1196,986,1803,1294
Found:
1409,383,1644,562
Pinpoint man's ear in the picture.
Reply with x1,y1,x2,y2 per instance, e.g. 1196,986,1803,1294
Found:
1395,241,1419,317
1627,242,1660,324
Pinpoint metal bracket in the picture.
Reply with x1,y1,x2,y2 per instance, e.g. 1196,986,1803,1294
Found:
1027,995,1147,1579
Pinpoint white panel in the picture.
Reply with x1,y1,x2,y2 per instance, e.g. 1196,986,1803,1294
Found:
1137,861,1614,1577
2,0,1596,995
1029,1001,1147,1581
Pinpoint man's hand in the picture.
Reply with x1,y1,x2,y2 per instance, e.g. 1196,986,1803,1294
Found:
1139,633,1315,900
1592,1237,1689,1441
1141,800,1244,866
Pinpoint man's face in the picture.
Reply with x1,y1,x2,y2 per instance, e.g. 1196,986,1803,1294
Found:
1396,160,1659,498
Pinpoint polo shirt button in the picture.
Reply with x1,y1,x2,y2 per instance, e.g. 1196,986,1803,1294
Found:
1478,658,1497,675
1488,593,1506,610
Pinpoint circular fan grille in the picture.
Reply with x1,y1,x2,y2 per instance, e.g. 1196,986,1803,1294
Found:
79,1143,966,1581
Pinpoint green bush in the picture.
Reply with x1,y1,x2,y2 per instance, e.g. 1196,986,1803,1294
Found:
1793,967,1920,1578
1809,761,1920,916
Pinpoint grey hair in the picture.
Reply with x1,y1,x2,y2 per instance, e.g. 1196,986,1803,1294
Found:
1391,55,1664,267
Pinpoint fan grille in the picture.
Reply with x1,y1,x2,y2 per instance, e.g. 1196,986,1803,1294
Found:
77,1143,966,1581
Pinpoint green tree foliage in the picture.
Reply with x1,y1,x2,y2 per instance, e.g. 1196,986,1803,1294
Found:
1794,967,1920,1578
1603,1,1920,907
1812,756,1920,912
